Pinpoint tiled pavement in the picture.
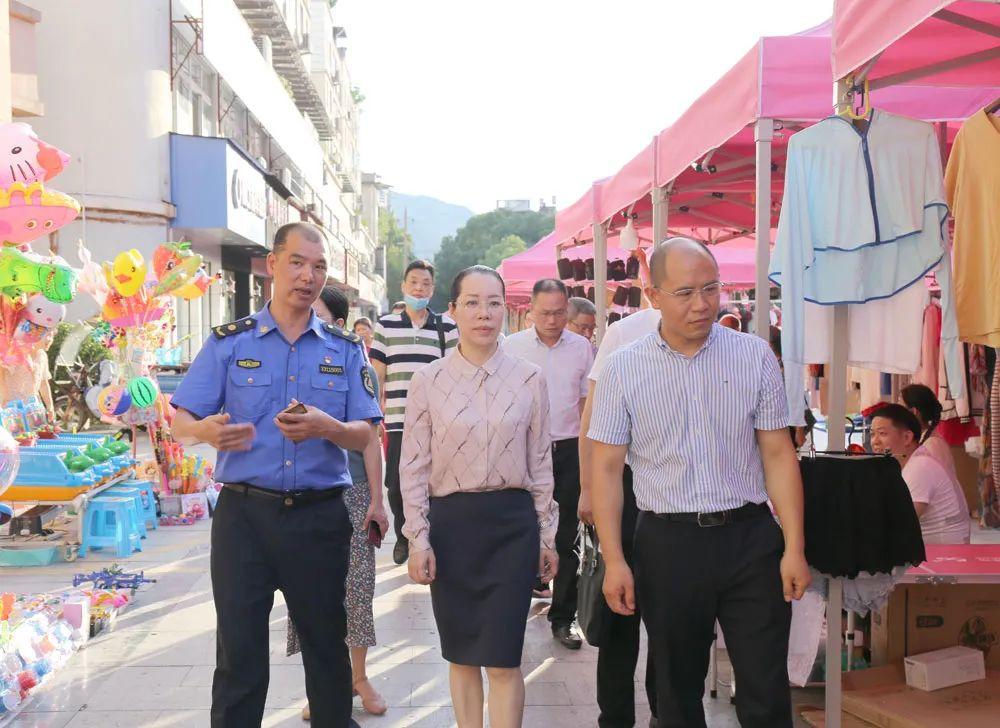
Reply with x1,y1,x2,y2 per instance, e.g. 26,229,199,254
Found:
10,444,998,726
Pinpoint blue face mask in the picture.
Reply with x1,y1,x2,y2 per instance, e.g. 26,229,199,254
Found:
404,294,431,311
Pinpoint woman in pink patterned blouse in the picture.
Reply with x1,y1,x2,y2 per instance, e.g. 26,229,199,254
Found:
401,265,559,728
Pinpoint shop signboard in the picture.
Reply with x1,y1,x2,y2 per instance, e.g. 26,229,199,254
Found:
226,145,267,245
170,134,268,250
265,185,290,248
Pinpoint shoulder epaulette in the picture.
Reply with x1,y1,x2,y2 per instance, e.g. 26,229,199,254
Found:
213,316,256,339
324,322,362,344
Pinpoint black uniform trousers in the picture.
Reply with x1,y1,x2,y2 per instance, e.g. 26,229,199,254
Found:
597,465,658,728
385,430,406,542
211,486,353,728
633,505,792,728
548,437,581,627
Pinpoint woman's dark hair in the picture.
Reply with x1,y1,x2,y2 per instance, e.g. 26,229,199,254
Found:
317,286,349,323
449,265,506,303
900,383,943,444
871,403,922,445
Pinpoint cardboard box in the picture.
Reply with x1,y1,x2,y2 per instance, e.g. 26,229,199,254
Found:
871,584,1000,670
950,445,979,515
841,664,1000,728
904,646,985,691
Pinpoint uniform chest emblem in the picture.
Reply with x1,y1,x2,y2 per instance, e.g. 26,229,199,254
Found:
237,359,262,369
319,364,344,375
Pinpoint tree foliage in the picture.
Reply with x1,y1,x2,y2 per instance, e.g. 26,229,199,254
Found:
379,208,412,306
431,209,554,310
484,234,526,270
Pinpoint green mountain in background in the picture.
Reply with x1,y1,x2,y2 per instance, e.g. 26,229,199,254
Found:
387,192,474,261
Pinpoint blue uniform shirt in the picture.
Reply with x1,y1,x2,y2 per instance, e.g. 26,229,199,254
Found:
171,304,382,491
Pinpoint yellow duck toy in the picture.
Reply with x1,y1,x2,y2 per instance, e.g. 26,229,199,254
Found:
104,249,146,298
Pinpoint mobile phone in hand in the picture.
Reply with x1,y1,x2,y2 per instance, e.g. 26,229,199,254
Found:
367,521,383,548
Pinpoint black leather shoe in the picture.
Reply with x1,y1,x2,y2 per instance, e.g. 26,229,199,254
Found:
552,623,582,650
392,540,408,565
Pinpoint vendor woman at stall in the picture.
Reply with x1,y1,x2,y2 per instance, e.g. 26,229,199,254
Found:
870,404,970,544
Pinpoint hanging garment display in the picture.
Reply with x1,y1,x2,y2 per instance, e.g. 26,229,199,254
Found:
770,110,963,425
914,300,942,393
945,109,1000,347
802,281,928,373
801,453,926,578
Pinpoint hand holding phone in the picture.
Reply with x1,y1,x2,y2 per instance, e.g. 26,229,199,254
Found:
367,521,383,548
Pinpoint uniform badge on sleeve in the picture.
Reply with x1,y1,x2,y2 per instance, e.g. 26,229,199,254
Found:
361,367,375,397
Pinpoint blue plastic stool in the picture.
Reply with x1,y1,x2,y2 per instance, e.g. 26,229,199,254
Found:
117,480,158,530
97,488,147,539
79,497,143,558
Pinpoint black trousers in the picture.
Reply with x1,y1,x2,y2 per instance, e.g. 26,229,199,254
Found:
210,487,353,728
633,507,792,728
598,465,658,728
385,430,405,542
548,437,581,627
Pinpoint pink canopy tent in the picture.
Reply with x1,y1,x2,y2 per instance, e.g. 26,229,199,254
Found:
499,232,762,305
553,19,999,342
557,20,999,250
833,0,1000,87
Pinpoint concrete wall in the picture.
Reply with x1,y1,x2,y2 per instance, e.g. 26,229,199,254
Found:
28,0,174,271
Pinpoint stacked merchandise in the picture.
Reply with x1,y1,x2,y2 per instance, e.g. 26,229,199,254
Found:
556,252,645,325
0,572,146,718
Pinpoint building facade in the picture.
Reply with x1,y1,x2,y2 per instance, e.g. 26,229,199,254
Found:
26,0,384,358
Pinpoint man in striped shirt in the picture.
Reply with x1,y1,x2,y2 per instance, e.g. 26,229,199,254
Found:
370,259,458,564
590,238,810,728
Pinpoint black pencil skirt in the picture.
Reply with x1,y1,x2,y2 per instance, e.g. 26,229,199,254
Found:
428,488,539,668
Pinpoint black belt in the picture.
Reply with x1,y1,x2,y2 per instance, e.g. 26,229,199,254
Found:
225,482,344,507
645,502,769,527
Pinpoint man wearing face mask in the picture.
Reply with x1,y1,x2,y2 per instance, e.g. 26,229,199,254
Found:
370,260,459,564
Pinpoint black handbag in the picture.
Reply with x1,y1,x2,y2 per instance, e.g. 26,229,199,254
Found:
576,524,607,647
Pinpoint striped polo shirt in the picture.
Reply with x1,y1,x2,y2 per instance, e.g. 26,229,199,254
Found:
369,310,458,431
588,324,789,514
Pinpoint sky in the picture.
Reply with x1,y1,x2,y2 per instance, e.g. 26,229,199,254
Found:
335,0,831,214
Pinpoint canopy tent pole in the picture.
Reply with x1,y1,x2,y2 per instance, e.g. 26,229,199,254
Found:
753,118,774,340
593,221,608,344
652,186,667,245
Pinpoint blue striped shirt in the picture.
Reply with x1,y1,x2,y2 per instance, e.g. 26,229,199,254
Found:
588,324,788,513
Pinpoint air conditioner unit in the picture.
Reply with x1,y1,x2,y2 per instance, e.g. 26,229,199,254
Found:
255,35,273,66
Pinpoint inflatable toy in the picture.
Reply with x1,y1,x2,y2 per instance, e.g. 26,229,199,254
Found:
0,122,70,186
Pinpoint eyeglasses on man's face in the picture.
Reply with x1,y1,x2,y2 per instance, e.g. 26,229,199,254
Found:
655,281,725,304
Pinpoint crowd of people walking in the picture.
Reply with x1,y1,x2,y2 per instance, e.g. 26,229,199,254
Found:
170,221,967,728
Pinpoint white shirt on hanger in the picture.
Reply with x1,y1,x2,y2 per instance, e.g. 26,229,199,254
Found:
802,279,929,373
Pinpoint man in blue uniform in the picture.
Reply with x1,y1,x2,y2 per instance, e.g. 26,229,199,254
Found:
171,222,381,728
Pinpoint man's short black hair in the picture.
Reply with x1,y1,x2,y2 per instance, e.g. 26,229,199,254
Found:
531,278,567,299
318,286,350,322
273,221,325,254
404,259,435,280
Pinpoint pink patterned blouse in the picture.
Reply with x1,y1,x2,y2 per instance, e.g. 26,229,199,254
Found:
399,344,558,552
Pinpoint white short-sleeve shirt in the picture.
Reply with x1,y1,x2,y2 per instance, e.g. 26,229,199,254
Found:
903,449,970,545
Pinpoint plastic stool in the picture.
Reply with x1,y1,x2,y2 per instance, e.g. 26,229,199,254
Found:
98,488,147,539
118,480,158,530
79,497,142,558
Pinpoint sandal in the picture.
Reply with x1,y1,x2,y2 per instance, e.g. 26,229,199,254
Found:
353,677,388,716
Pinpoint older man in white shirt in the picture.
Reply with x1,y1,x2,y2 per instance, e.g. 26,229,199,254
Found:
504,278,594,650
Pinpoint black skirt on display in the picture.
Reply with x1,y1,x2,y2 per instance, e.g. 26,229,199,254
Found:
801,454,926,578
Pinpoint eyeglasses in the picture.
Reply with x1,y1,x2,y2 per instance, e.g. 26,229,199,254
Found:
655,282,725,304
